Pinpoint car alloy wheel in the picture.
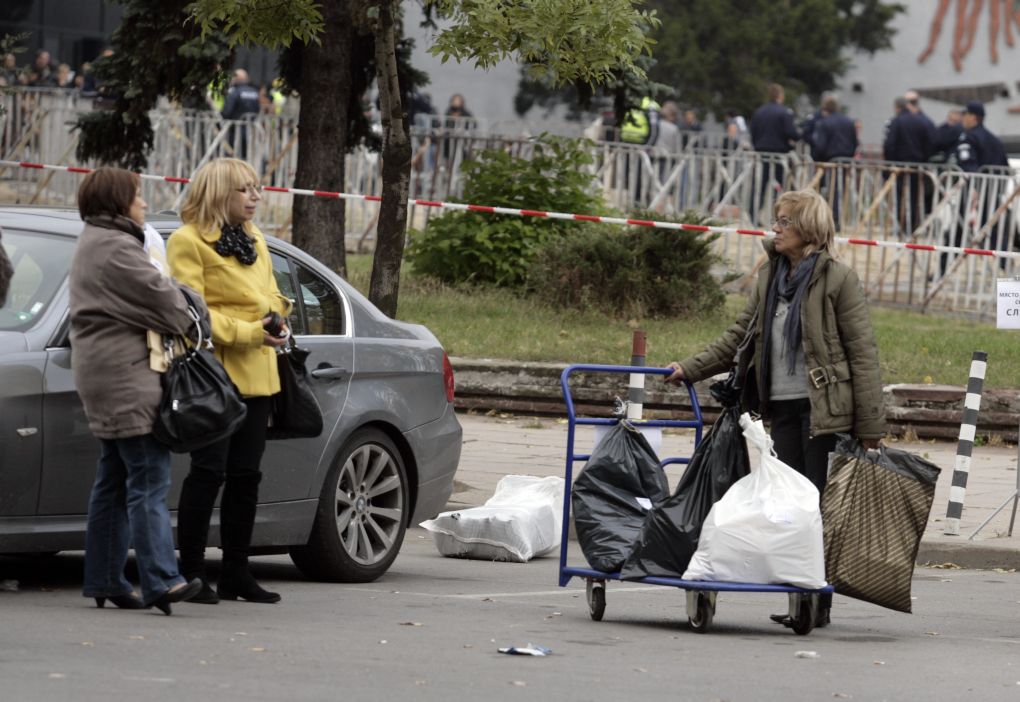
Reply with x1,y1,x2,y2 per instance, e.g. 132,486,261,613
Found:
290,428,409,582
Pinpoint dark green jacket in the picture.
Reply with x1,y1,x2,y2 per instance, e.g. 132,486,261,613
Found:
679,244,886,440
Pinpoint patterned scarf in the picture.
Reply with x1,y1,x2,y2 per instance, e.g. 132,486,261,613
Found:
214,224,257,265
761,252,819,377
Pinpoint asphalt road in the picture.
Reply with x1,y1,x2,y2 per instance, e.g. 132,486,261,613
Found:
2,533,1019,702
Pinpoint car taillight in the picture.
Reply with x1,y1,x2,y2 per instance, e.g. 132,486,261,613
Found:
442,352,455,403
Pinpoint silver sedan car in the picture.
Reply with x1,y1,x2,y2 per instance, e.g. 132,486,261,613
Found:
0,206,462,583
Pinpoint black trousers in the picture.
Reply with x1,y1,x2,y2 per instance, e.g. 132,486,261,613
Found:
768,398,838,495
768,398,837,611
176,396,271,578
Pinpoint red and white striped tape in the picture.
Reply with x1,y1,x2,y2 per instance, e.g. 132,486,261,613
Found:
2,158,1018,260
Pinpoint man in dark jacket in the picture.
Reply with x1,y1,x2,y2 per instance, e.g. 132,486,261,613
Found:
222,69,261,160
222,69,261,120
905,90,937,145
750,83,800,221
933,109,963,162
813,96,857,162
813,96,858,228
883,99,934,163
884,95,936,236
751,83,800,154
949,101,1011,272
955,101,1009,172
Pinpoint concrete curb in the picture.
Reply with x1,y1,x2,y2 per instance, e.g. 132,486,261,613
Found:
450,357,1020,441
916,535,1020,571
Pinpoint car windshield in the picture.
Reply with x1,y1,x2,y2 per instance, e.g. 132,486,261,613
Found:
0,230,76,332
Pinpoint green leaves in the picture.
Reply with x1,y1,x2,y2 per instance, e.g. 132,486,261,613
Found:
185,0,324,48
425,0,657,87
645,0,904,118
74,0,233,169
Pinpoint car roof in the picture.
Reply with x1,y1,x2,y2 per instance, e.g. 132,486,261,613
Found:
0,205,182,235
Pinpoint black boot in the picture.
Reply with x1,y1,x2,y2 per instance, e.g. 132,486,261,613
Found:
217,559,281,604
176,471,223,598
217,471,279,603
188,577,220,605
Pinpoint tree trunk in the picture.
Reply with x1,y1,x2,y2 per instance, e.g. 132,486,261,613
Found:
292,0,353,277
368,0,412,318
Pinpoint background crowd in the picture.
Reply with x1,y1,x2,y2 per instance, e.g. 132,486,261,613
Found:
2,46,1013,172
607,82,1010,174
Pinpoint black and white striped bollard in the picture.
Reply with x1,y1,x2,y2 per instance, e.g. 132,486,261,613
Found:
944,350,988,536
627,331,646,420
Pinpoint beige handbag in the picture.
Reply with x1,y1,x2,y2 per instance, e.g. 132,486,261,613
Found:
148,330,185,372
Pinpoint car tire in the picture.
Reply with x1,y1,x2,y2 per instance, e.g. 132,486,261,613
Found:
290,427,409,583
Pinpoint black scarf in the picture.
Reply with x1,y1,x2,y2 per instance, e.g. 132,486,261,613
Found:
761,252,818,378
214,224,257,265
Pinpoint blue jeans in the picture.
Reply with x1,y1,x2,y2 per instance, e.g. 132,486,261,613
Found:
82,433,185,606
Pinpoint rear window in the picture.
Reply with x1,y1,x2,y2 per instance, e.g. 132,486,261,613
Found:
0,230,75,332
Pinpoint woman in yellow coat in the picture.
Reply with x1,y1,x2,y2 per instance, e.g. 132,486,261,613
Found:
167,158,292,605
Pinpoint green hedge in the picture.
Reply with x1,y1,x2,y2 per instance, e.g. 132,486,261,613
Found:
407,135,604,287
527,211,726,319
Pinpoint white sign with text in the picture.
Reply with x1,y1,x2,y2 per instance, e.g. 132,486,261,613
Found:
997,278,1020,329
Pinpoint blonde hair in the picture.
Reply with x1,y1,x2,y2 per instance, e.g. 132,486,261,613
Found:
774,189,837,258
180,158,259,232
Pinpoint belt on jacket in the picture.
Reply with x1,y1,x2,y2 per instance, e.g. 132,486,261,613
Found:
807,360,850,389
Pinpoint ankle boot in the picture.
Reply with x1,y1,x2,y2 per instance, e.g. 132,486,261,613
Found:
217,561,281,604
188,577,220,605
176,479,220,583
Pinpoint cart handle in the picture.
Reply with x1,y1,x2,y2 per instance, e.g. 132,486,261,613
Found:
558,364,706,585
560,364,703,431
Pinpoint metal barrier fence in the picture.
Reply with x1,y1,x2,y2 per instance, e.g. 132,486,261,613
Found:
2,89,1017,317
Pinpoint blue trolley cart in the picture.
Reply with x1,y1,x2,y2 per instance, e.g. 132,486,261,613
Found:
557,364,834,635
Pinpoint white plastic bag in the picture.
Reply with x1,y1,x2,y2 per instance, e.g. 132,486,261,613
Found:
681,414,827,589
420,475,565,563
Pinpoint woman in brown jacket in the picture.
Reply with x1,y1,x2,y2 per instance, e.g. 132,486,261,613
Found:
69,168,203,614
666,189,886,627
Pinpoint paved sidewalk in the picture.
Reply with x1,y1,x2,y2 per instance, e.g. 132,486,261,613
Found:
446,411,1020,571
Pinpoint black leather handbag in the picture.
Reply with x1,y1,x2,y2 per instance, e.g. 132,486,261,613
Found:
152,291,247,453
709,308,759,409
267,335,324,440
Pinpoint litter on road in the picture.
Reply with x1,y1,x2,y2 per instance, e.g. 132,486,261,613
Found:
498,643,552,656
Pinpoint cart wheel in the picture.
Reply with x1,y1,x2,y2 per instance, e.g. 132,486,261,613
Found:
586,579,606,621
791,594,817,636
688,592,714,634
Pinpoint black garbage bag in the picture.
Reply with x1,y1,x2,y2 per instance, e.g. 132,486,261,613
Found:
572,421,670,573
822,434,941,613
619,404,751,579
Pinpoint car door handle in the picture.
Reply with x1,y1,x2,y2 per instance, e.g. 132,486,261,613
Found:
310,366,348,380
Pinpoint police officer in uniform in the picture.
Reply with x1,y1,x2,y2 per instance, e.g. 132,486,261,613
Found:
946,101,1011,273
955,101,1008,172
222,69,261,160
750,83,800,222
620,97,662,203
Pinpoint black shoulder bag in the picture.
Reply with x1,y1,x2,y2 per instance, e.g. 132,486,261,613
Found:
152,289,248,452
266,334,324,440
709,308,759,409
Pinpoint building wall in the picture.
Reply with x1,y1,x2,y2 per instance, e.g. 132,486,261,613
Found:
839,0,1020,148
403,2,577,136
0,0,123,72
0,0,276,88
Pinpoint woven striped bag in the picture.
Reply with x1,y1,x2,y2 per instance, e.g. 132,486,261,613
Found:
821,436,941,613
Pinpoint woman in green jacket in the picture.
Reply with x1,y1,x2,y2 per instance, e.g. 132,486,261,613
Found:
666,188,886,627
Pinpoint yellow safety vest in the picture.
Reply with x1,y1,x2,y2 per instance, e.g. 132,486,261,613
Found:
620,97,660,144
